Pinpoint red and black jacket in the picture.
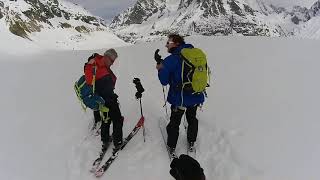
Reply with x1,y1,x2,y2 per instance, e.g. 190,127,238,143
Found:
84,54,118,105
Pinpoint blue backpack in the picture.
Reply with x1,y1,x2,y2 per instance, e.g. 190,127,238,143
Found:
74,64,109,121
74,75,105,110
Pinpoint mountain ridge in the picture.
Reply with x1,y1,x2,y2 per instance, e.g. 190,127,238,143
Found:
109,0,320,42
2,0,320,45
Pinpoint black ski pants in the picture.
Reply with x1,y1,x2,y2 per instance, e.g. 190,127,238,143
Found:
95,101,123,147
93,110,101,124
166,105,198,149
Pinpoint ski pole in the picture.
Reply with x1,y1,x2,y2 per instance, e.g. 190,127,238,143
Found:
133,78,146,142
162,86,169,118
140,98,146,142
140,98,144,117
154,49,169,118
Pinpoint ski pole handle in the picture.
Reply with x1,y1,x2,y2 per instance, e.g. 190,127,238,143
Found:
133,78,144,99
154,49,163,64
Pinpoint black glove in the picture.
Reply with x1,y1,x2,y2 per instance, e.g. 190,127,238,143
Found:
135,92,142,99
170,154,205,180
133,78,144,99
154,49,163,64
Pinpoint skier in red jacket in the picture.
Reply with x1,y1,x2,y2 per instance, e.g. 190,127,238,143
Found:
85,49,123,151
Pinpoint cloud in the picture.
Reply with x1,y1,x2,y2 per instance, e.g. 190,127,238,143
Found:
67,0,136,20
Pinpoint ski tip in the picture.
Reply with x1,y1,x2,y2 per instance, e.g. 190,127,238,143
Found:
90,162,101,173
94,169,104,178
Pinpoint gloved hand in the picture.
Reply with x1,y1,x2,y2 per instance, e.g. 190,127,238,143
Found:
133,78,141,85
154,49,163,64
135,92,142,99
170,154,205,180
133,78,144,99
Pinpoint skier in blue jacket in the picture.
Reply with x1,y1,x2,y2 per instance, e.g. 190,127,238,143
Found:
155,34,205,156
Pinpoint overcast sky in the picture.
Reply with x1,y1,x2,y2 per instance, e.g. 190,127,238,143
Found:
66,0,317,21
67,0,136,21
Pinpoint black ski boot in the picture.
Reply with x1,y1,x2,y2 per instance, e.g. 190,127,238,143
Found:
188,141,195,152
168,146,177,159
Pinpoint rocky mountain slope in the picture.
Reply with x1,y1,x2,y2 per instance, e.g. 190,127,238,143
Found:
109,0,320,42
0,0,126,50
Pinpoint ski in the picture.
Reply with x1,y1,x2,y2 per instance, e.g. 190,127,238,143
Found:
90,137,112,173
90,149,107,173
94,116,145,177
158,117,177,160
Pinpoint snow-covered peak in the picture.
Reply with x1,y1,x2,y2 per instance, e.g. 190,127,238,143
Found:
0,0,128,51
110,0,285,43
0,0,108,36
309,0,320,17
292,0,320,39
289,5,311,24
110,0,165,28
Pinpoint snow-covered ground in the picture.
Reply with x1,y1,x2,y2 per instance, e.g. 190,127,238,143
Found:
0,36,320,180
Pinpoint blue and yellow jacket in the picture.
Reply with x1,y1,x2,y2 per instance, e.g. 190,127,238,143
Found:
158,43,205,107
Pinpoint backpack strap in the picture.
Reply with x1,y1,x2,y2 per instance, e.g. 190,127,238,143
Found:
74,79,87,111
180,59,185,107
92,64,97,93
99,104,110,123
179,49,196,107
90,60,110,122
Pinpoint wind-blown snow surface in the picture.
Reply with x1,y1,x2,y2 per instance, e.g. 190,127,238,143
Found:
0,36,320,180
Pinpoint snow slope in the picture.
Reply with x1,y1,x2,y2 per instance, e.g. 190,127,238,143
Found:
0,15,128,55
0,0,129,52
296,16,320,39
0,36,320,180
0,18,41,55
